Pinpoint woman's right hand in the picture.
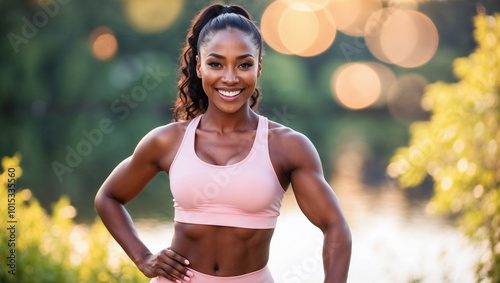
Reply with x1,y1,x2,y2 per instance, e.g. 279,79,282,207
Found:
139,247,194,282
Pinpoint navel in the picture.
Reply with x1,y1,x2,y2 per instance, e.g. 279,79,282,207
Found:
213,264,220,275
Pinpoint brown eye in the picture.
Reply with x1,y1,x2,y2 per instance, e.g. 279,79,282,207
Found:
239,62,253,68
207,62,222,68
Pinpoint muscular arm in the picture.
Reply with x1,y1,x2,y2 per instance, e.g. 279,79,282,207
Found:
286,132,351,283
95,125,191,281
94,153,159,270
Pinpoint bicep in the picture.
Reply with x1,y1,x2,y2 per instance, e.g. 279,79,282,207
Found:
288,135,346,231
99,154,160,204
291,169,345,231
97,130,164,205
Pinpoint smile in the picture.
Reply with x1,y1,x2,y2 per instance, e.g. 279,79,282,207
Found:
217,89,242,97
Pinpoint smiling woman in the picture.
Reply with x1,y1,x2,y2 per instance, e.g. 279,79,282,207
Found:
173,5,264,121
95,3,351,283
195,29,261,113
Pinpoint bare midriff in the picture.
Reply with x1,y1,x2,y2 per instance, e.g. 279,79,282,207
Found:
170,222,274,276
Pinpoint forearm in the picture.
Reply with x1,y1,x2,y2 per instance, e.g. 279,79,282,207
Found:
322,221,352,283
95,193,152,269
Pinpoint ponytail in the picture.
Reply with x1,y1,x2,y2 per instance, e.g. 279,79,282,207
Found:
173,4,264,121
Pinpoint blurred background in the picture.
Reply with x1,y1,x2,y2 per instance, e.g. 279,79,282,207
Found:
1,0,499,282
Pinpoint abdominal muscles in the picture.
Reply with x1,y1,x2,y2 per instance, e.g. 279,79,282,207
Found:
170,222,274,276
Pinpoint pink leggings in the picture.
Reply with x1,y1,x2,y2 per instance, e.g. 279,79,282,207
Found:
150,266,274,283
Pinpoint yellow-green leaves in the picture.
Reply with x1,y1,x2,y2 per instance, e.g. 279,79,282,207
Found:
388,13,500,282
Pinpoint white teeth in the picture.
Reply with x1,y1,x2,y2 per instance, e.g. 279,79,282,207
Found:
218,90,242,97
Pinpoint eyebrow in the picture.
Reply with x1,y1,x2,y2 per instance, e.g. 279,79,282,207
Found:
206,53,254,60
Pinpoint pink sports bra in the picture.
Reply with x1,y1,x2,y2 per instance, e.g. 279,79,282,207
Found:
169,114,285,229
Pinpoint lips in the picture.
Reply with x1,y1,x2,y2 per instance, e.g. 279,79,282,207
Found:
217,89,242,97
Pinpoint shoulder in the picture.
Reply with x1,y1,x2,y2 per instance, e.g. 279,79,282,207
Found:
268,118,315,151
132,119,193,165
267,118,320,171
137,120,189,149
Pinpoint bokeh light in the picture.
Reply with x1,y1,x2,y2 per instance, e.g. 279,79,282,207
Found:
124,0,183,33
365,8,439,68
21,189,32,202
261,0,337,57
387,74,429,123
441,176,453,191
364,8,397,63
261,1,294,55
327,0,382,37
89,27,118,61
279,3,320,54
295,4,337,57
457,158,468,172
387,0,419,10
380,10,439,67
61,205,77,219
262,0,437,61
365,62,396,107
279,0,331,10
331,63,382,110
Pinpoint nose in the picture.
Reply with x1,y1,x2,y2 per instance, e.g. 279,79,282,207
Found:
221,68,239,84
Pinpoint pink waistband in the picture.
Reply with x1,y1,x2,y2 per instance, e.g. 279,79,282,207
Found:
150,265,274,283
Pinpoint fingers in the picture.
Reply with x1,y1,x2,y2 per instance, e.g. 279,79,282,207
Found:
164,248,190,266
153,248,193,282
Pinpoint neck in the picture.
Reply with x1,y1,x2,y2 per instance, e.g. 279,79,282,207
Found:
201,105,258,133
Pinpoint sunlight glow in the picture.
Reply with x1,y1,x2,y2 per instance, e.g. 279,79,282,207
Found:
332,63,381,109
457,158,468,172
279,3,320,54
262,0,337,57
466,162,477,176
279,0,331,10
441,177,452,191
426,162,440,177
327,0,382,36
61,205,77,219
473,185,484,198
90,27,118,61
365,62,396,107
365,8,439,68
21,189,32,201
261,1,294,55
261,0,438,66
295,4,337,57
453,139,465,153
124,0,183,33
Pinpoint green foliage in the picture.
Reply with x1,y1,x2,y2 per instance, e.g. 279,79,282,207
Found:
389,13,500,282
0,154,147,283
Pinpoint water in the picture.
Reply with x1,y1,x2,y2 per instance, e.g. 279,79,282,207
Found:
130,149,480,283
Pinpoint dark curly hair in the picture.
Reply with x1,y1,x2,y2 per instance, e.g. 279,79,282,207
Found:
173,4,264,121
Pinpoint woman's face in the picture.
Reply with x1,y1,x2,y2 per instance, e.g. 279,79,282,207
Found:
196,29,262,114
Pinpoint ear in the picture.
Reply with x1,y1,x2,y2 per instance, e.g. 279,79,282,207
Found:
196,55,202,78
257,59,262,78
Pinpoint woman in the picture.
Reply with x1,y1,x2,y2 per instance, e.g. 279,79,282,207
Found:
95,4,351,283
